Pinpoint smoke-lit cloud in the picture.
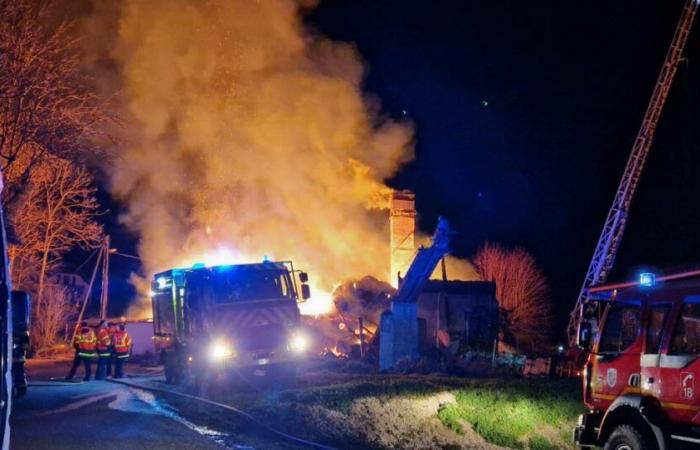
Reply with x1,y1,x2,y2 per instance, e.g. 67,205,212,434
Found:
86,0,414,312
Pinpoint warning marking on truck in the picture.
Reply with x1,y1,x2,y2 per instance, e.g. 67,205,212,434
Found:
606,368,617,388
681,372,694,400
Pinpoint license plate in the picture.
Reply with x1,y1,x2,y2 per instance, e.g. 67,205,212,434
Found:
257,358,270,365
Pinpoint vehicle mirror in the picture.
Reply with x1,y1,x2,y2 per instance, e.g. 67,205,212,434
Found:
301,284,311,301
578,321,592,349
11,291,30,330
299,272,309,283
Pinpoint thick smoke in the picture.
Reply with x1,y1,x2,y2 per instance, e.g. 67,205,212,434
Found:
96,0,414,313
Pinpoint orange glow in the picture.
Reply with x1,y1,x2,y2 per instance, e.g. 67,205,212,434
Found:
105,0,414,321
199,247,240,267
298,287,335,317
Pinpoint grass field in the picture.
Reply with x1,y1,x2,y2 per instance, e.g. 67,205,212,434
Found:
435,379,583,449
214,372,586,449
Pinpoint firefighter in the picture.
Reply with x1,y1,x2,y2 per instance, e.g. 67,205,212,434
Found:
106,321,117,377
95,320,112,380
112,324,132,379
66,321,97,381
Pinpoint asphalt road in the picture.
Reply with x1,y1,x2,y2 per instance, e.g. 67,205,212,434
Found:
9,360,259,450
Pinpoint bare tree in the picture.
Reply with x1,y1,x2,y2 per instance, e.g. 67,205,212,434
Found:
8,244,39,293
0,0,108,210
11,157,103,318
473,242,551,351
30,285,76,353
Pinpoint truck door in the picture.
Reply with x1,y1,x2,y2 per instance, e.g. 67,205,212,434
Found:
590,300,643,410
656,296,700,424
640,303,672,403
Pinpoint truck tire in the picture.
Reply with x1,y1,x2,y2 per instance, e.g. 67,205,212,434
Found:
164,361,175,384
604,424,650,450
164,353,182,384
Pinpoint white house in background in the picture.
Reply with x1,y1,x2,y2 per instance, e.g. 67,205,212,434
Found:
48,272,88,303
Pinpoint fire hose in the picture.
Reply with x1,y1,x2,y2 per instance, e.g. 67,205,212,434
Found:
106,378,336,450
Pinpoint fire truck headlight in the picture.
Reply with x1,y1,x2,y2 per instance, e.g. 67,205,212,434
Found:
208,341,235,362
288,332,310,353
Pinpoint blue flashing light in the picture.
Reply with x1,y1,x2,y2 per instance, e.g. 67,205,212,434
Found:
156,276,171,289
192,262,206,269
262,255,270,263
639,272,656,287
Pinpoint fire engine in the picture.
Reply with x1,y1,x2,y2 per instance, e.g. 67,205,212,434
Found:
574,270,700,449
0,172,12,448
151,260,311,385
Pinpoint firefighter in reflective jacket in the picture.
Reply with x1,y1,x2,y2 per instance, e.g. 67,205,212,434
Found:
112,324,132,379
95,320,112,380
106,321,118,377
66,322,97,381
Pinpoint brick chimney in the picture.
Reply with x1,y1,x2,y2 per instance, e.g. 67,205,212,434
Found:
390,190,416,286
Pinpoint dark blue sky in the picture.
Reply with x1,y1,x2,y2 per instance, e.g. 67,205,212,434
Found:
307,0,700,333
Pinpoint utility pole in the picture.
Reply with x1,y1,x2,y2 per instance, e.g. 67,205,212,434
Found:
99,235,110,320
73,245,104,344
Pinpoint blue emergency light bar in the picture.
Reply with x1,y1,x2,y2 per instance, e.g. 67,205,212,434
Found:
639,272,656,287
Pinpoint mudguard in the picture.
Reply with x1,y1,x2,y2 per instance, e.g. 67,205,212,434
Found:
599,394,667,450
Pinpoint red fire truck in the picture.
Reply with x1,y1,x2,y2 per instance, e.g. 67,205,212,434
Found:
574,270,700,449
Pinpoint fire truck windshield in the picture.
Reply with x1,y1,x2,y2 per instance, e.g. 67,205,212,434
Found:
598,302,641,354
206,267,293,303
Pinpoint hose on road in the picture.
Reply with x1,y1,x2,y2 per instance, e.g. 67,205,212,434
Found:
28,378,86,387
107,378,336,450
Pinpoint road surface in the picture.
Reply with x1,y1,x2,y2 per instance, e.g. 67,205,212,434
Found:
10,359,295,450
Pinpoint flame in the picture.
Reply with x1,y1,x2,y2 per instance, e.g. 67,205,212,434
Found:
326,345,347,358
298,286,335,317
198,246,241,267
88,0,414,317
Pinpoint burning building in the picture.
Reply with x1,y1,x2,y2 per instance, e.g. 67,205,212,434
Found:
417,280,498,352
381,190,499,368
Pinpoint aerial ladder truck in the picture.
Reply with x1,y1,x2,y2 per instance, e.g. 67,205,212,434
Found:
570,2,700,448
568,0,699,348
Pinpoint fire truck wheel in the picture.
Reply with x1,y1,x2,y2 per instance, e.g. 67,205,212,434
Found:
164,362,175,384
604,424,650,450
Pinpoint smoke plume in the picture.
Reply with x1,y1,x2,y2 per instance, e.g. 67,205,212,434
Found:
93,0,414,314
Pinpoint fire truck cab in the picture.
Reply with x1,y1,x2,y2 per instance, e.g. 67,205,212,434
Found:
575,271,700,449
151,260,311,385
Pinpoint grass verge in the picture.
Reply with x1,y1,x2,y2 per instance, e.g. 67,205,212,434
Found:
436,378,583,449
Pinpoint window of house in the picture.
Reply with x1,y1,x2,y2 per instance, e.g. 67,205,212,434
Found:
671,300,700,355
599,302,641,354
645,304,671,354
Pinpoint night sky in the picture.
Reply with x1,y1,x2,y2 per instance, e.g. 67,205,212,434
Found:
308,0,700,336
98,1,700,339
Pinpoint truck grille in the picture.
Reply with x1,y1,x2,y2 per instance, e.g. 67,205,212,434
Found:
236,323,287,352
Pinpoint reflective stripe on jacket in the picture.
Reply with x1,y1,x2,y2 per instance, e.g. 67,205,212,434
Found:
97,328,112,355
113,330,132,355
77,327,97,357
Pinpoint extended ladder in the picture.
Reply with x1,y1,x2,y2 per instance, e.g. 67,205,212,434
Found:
567,0,699,346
